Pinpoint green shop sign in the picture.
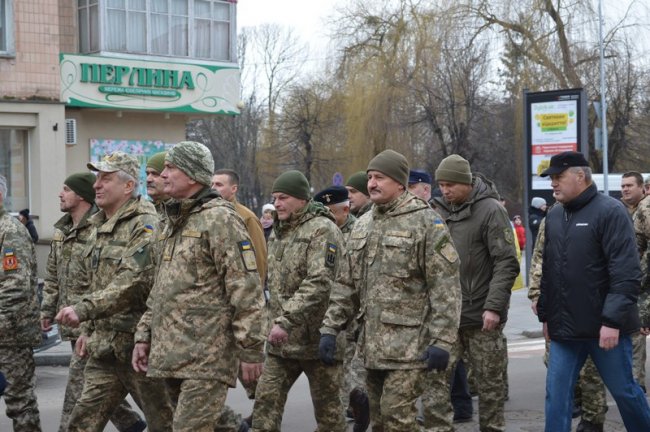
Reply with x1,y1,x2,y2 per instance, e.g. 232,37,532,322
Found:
60,53,241,115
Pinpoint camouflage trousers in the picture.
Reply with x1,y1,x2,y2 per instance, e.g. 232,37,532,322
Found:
59,341,144,432
0,346,41,432
67,354,174,432
166,377,229,432
422,326,507,432
366,367,427,432
251,354,346,432
632,331,647,390
340,337,367,409
215,405,244,432
544,338,607,424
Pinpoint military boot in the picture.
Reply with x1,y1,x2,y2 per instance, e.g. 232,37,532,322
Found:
576,419,604,432
349,386,370,432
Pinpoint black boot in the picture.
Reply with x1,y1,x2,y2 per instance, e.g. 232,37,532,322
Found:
576,419,604,432
349,386,370,432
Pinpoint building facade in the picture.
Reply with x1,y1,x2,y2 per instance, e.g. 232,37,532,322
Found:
0,0,240,274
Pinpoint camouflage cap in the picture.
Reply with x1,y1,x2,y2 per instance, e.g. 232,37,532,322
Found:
166,141,214,186
87,151,140,180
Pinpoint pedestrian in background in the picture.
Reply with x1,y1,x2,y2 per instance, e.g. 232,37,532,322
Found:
513,215,526,251
528,197,547,247
18,209,38,243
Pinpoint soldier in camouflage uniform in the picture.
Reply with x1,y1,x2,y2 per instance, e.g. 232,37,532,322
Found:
133,142,266,432
146,151,171,214
635,194,650,389
320,150,461,432
251,171,347,432
56,152,174,431
346,171,373,217
314,186,368,427
40,173,146,432
0,174,42,431
424,155,520,432
528,216,608,431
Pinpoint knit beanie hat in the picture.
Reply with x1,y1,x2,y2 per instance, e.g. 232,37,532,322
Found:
166,141,214,186
531,197,547,209
435,154,472,185
65,172,96,203
345,171,369,196
272,170,311,200
146,151,167,174
367,149,409,187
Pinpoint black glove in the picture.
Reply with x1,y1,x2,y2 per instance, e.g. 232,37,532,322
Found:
421,345,449,371
319,334,337,366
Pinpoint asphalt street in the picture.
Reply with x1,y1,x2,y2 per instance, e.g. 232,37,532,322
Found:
0,288,636,431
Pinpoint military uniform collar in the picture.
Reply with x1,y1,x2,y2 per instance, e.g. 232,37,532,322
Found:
91,197,143,233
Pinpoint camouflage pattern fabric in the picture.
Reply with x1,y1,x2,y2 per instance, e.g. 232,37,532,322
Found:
634,196,650,389
135,188,266,384
253,201,345,430
0,347,41,432
165,141,215,186
322,192,461,368
578,358,608,424
215,405,244,432
59,341,144,432
423,326,508,431
366,368,427,432
265,201,345,360
0,206,42,431
68,197,174,430
41,208,97,340
251,354,346,432
165,378,229,432
632,331,647,389
68,354,173,432
527,217,545,304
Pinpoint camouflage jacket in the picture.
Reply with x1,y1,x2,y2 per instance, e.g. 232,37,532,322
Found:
634,195,650,326
41,206,97,340
74,197,158,363
527,217,546,304
340,213,357,244
267,201,344,360
0,207,41,347
321,191,461,370
135,188,266,384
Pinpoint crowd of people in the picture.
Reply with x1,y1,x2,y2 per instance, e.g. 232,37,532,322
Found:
1,145,650,432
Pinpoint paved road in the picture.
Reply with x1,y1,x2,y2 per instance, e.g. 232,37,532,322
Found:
0,289,634,431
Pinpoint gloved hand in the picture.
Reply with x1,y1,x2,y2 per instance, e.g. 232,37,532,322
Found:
319,334,337,366
421,345,450,371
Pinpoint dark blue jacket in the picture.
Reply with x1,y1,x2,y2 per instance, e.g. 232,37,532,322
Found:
538,183,641,340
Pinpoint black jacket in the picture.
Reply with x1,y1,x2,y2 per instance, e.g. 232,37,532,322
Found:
537,183,641,340
528,206,545,247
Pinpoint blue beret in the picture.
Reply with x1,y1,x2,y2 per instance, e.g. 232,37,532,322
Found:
408,170,431,185
314,185,349,205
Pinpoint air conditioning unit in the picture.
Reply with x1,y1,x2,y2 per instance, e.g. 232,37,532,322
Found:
65,119,77,145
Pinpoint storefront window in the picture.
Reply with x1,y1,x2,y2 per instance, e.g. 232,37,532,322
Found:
0,129,29,212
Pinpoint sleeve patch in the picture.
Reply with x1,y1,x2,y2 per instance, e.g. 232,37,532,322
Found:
504,228,514,244
3,249,18,271
325,243,337,268
238,241,257,271
438,242,458,264
143,224,154,234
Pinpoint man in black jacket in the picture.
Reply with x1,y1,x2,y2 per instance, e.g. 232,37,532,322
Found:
537,151,650,432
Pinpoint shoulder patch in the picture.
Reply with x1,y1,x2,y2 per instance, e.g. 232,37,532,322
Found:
433,218,445,229
438,242,458,264
143,224,154,234
504,228,514,244
325,243,337,268
238,240,257,272
3,248,18,271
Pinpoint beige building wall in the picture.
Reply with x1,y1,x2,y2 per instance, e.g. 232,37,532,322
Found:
0,0,61,99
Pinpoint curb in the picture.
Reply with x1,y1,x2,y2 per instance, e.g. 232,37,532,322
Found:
522,329,544,339
35,353,71,367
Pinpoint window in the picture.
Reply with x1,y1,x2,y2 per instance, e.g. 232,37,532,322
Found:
78,0,234,61
0,129,29,212
0,0,15,55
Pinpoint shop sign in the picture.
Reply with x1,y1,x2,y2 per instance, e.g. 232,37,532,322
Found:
60,54,240,114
